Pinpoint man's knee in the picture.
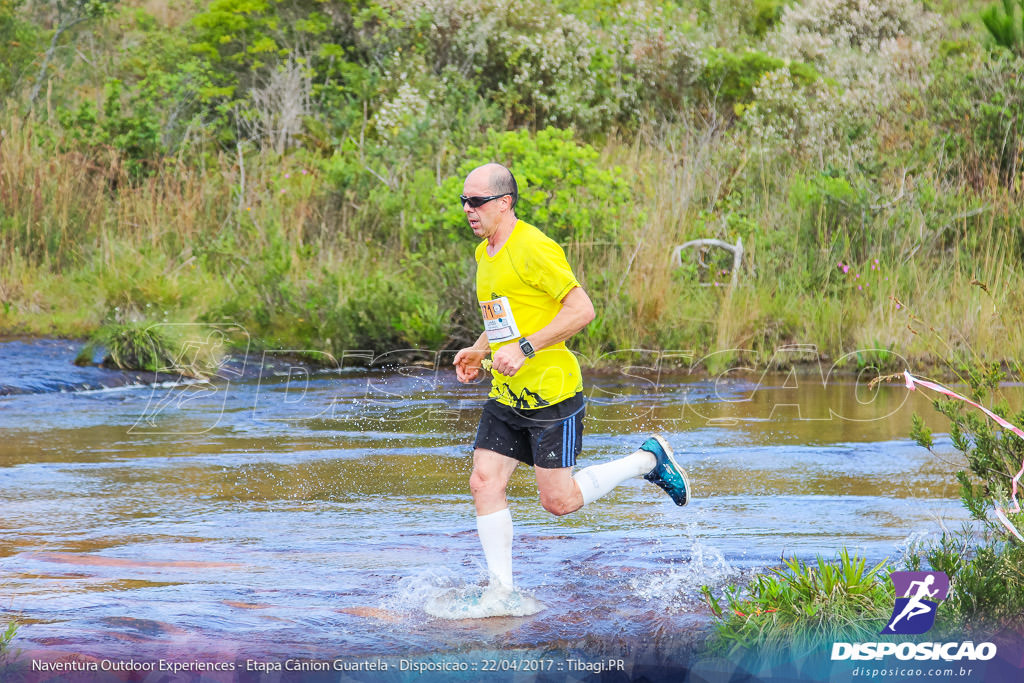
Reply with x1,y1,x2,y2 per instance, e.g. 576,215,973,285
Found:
470,466,506,499
535,468,583,517
539,490,580,517
469,469,490,495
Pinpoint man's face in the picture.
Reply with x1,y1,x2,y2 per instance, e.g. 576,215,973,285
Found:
462,170,506,239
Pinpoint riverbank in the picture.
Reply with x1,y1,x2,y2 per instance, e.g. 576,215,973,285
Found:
2,120,1022,373
2,1,1023,376
4,329,1018,394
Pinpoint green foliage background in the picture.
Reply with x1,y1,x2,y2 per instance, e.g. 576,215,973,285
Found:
1,0,1023,369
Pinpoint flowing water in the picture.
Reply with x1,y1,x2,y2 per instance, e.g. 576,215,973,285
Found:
0,338,1000,674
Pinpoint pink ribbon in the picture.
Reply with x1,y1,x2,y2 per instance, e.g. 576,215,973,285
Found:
903,371,1024,540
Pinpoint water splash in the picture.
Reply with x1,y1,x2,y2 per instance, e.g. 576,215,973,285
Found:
631,537,739,610
424,584,544,619
384,569,544,619
893,528,946,568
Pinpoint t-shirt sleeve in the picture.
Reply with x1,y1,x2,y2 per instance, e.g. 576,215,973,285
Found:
523,234,580,302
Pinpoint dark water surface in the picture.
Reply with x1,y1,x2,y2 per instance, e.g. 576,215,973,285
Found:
0,339,993,672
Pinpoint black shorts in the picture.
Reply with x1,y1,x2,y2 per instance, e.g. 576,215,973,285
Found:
473,393,585,469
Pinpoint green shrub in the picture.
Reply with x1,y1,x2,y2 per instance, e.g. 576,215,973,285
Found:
919,531,1024,634
56,78,164,180
737,65,835,161
701,47,818,108
909,363,1024,633
927,52,1024,190
0,0,39,98
211,244,475,355
421,127,641,245
702,548,893,659
745,0,790,37
468,3,617,132
332,274,452,352
910,363,1024,531
189,0,335,91
186,0,368,144
789,169,870,259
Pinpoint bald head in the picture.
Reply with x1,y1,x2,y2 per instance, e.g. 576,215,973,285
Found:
467,163,518,209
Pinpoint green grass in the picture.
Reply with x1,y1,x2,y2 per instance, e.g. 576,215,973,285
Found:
76,321,224,378
0,619,17,667
701,548,894,659
1,1,1023,373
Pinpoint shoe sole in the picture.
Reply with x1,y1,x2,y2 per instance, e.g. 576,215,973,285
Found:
645,434,691,507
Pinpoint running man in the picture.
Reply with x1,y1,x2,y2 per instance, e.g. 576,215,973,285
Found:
452,163,691,592
887,574,939,632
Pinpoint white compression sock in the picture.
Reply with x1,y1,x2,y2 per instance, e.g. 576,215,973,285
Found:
572,449,657,505
476,508,514,589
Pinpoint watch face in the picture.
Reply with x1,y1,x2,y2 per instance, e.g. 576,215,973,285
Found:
520,339,535,357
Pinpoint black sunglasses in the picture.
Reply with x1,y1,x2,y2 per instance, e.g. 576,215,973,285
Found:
459,193,511,208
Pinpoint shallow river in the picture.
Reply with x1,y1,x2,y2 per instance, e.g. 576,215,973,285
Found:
0,338,991,677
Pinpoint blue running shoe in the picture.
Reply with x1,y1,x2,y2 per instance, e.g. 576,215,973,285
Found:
641,435,690,506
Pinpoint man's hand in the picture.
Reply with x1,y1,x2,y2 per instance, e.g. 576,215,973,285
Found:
490,342,527,377
453,346,489,383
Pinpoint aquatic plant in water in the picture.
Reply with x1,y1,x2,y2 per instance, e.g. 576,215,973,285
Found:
0,619,17,667
75,321,220,378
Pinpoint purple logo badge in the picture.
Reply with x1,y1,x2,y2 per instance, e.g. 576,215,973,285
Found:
881,571,950,635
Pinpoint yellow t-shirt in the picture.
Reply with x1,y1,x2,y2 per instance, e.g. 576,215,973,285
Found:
475,220,584,408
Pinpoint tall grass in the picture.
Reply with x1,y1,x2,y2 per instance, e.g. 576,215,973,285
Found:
1,111,479,354
0,618,16,668
583,120,1024,370
2,95,1024,369
702,549,894,660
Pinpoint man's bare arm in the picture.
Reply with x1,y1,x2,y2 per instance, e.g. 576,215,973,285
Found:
490,287,595,376
524,286,595,351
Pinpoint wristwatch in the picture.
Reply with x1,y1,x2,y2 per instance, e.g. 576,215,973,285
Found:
519,337,536,358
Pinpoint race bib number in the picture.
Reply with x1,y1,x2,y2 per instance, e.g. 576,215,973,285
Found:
480,296,520,343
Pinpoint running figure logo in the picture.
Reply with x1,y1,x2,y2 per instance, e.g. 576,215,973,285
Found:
881,571,949,635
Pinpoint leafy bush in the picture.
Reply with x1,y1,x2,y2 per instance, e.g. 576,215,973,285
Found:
212,243,475,355
422,127,640,245
744,0,790,37
910,364,1024,533
908,364,1024,633
183,0,714,145
702,548,893,658
598,0,706,124
189,0,335,93
761,0,937,164
0,618,15,659
926,52,1024,191
701,47,818,109
185,0,370,145
0,0,39,98
56,79,164,180
739,66,836,160
331,273,454,352
789,169,870,259
919,531,1024,634
473,5,616,131
380,0,706,132
772,0,931,59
